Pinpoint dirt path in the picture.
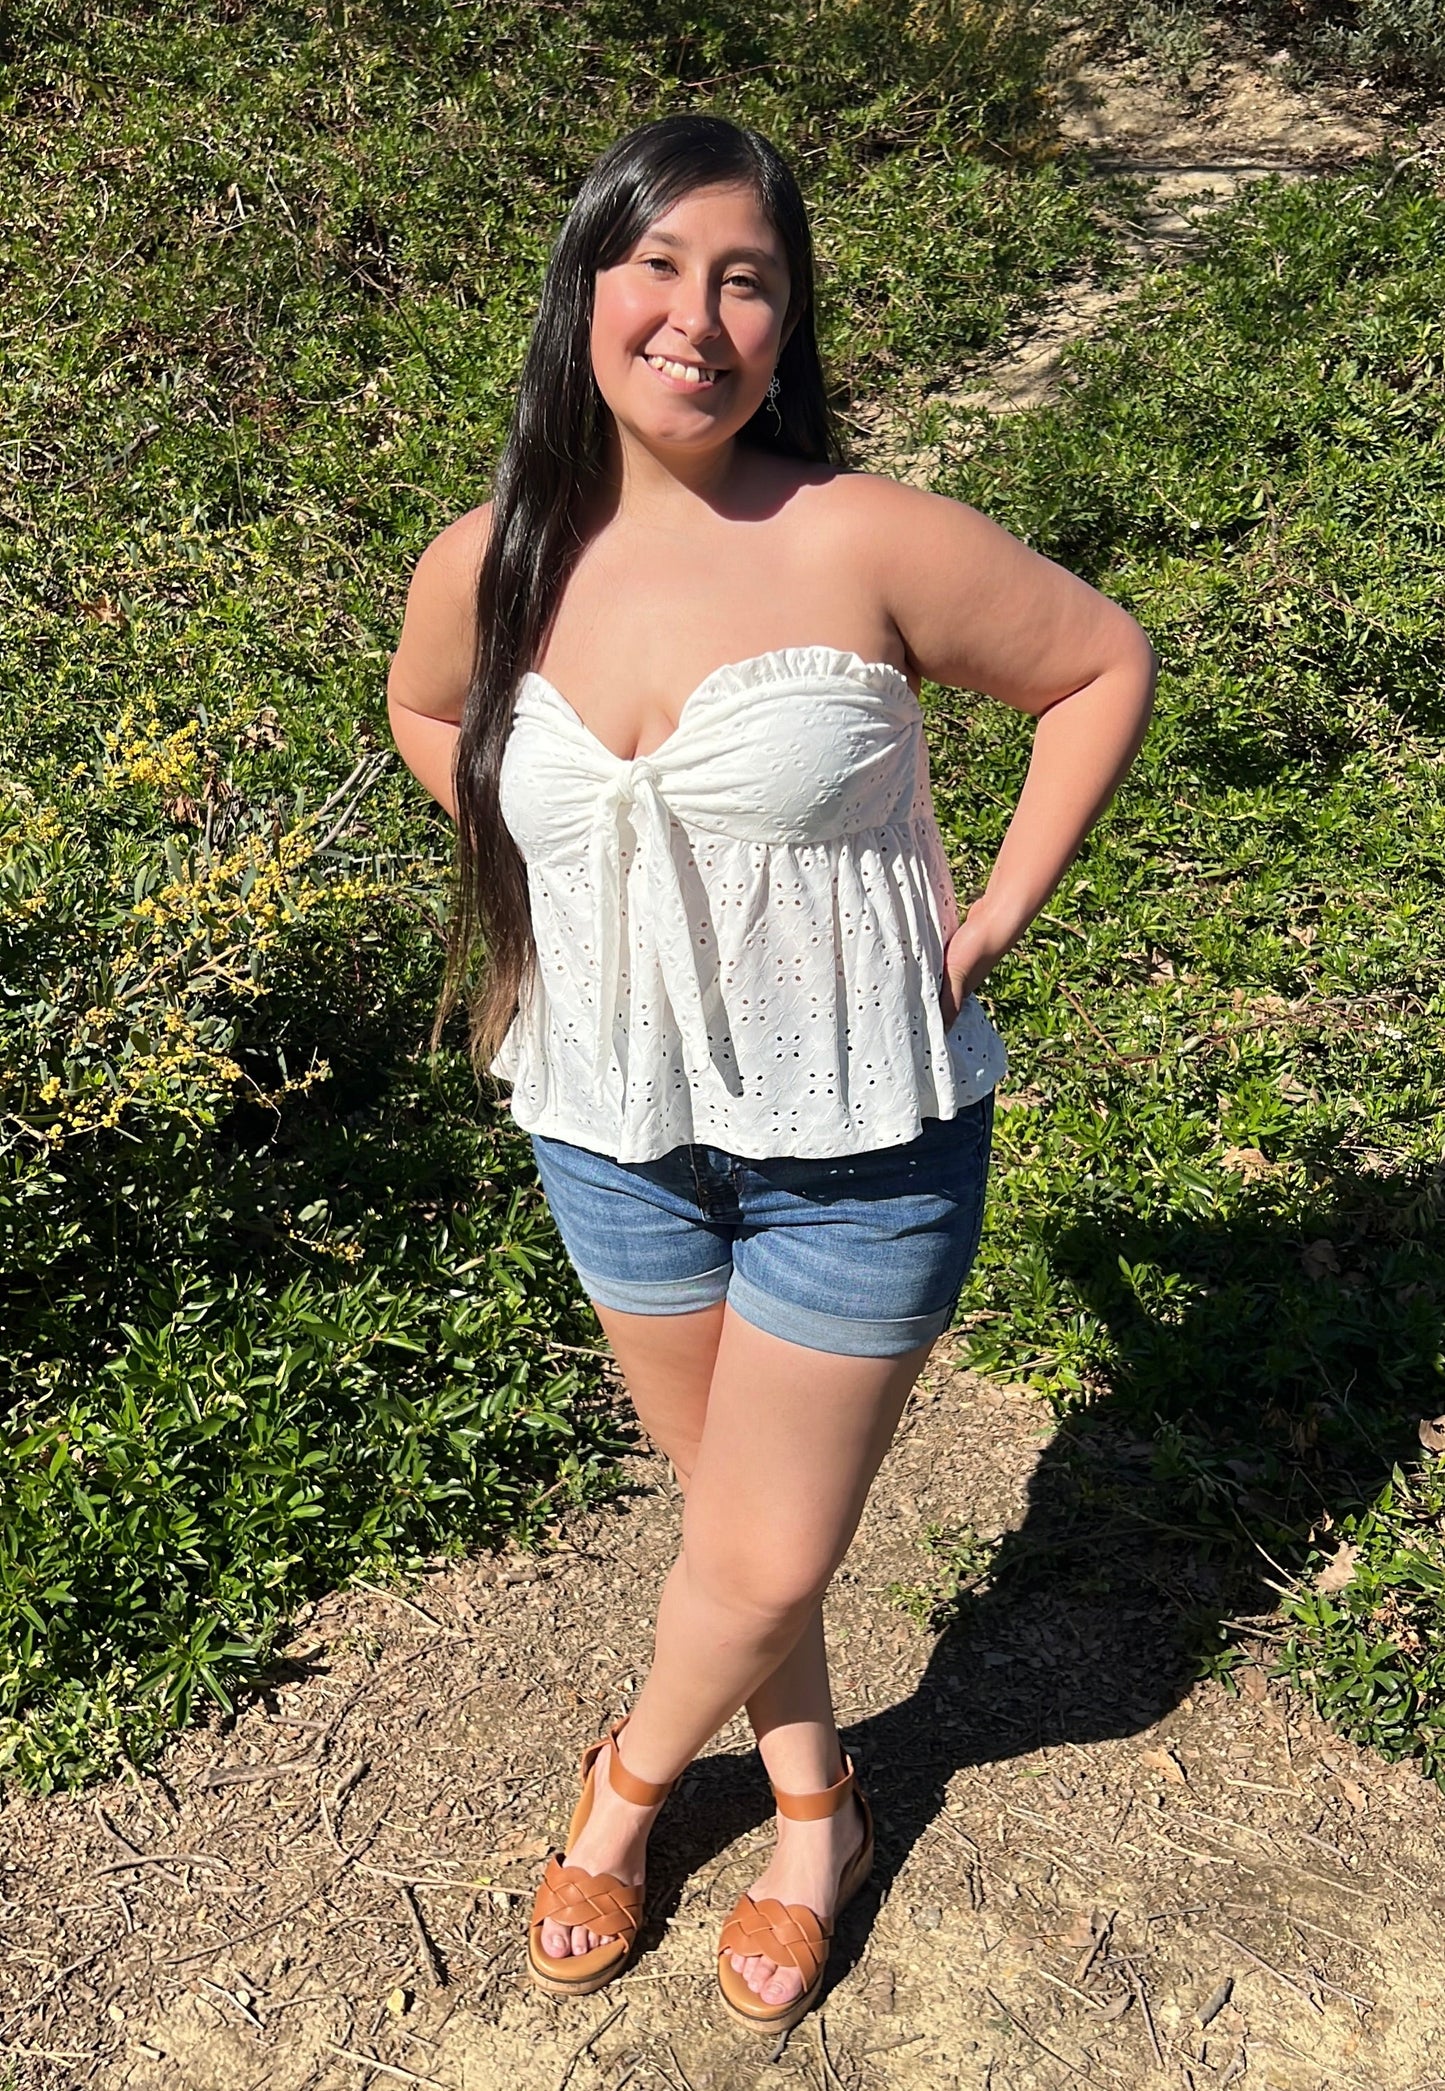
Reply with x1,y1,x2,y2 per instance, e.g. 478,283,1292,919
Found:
849,39,1418,477
964,48,1395,414
4,1338,1445,2091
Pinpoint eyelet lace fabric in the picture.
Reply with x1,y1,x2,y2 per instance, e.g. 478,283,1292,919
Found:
491,645,1008,1163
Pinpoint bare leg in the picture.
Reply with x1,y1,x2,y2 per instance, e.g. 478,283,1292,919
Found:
537,1297,722,1964
541,1301,933,2001
538,1297,831,1961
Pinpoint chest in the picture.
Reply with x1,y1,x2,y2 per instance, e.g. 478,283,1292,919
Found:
500,649,931,861
532,533,908,764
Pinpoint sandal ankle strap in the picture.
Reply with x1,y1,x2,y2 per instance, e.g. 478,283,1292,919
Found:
771,1752,857,1822
590,1715,673,1808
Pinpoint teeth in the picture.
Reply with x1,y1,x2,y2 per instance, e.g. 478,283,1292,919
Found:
646,354,717,385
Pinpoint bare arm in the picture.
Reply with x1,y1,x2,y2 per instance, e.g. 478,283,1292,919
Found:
871,479,1158,1019
385,503,492,823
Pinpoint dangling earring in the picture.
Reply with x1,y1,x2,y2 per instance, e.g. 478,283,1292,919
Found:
765,372,782,433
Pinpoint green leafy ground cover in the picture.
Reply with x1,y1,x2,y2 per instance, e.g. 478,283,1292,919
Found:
1084,0,1445,98
4,0,1440,1799
915,159,1445,1784
0,0,1121,1787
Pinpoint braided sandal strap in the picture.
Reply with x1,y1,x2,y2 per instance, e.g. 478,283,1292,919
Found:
717,1893,831,1989
529,1854,643,1946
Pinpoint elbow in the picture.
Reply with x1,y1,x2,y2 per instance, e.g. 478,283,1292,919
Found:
1123,620,1160,732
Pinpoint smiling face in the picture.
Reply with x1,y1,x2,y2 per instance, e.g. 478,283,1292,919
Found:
590,180,793,456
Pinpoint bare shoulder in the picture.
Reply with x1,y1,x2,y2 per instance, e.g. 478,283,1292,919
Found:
387,501,493,722
800,469,1000,583
824,470,1150,713
421,498,494,583
822,468,991,546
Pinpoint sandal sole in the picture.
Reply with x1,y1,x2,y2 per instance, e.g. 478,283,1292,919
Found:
527,1943,633,1997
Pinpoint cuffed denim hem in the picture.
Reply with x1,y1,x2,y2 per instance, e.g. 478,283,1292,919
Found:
571,1259,733,1317
724,1268,958,1359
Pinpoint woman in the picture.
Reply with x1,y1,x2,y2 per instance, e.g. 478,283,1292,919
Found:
387,111,1156,2032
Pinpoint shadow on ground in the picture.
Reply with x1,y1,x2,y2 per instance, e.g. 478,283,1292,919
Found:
642,1153,1442,2002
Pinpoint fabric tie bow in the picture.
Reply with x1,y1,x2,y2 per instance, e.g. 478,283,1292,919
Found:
586,760,715,1092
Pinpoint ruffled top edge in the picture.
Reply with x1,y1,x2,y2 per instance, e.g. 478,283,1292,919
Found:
519,644,917,711
697,644,915,700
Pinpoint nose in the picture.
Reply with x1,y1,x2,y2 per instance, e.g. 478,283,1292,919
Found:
664,268,723,347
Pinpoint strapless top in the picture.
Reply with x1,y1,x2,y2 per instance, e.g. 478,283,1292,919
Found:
490,644,1007,1162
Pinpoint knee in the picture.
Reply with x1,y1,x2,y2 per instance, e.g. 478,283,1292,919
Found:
680,1513,829,1636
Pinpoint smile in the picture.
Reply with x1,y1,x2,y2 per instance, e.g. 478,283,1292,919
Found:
643,353,726,390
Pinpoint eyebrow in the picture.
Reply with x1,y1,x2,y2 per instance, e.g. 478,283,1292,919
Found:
641,229,782,268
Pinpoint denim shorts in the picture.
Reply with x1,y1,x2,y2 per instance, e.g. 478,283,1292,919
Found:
529,1093,994,1360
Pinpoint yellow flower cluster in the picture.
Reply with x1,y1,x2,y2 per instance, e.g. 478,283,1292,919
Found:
104,704,204,797
11,737,392,1156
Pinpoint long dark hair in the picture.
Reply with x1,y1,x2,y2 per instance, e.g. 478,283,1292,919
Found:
431,112,849,1077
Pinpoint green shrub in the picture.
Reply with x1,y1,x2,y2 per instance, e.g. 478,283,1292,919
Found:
920,156,1445,1781
1083,0,1445,96
1308,0,1445,91
1279,1457,1445,1780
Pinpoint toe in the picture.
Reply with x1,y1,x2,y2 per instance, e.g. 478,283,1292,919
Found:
747,1954,775,1996
762,1964,802,2005
571,1923,592,1956
540,1917,570,1959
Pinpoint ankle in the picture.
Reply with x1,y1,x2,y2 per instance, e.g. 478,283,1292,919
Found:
604,1713,688,1801
599,1737,667,1816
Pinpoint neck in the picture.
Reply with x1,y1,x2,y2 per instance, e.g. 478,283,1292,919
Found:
597,419,742,528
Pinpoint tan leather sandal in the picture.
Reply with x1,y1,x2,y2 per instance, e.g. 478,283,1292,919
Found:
526,1714,674,1997
716,1753,875,2032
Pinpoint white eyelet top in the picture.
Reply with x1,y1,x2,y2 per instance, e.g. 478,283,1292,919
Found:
490,644,1007,1163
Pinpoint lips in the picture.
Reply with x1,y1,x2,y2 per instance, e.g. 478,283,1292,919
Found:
642,352,728,390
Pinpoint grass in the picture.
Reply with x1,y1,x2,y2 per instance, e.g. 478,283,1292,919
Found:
2,0,1440,1796
904,155,1445,1785
0,0,1120,1788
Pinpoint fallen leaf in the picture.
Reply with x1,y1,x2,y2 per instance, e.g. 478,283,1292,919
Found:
1238,1664,1270,1704
489,1836,550,1862
1198,1975,1234,2028
1221,1145,1273,1178
1336,1775,1368,1813
861,1964,896,2014
1314,1541,1359,1594
1418,1415,1445,1454
1092,1992,1133,2021
385,1986,411,2017
1301,1239,1341,1280
1140,1745,1188,1785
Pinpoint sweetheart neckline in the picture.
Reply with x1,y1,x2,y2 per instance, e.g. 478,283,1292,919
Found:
518,645,917,765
